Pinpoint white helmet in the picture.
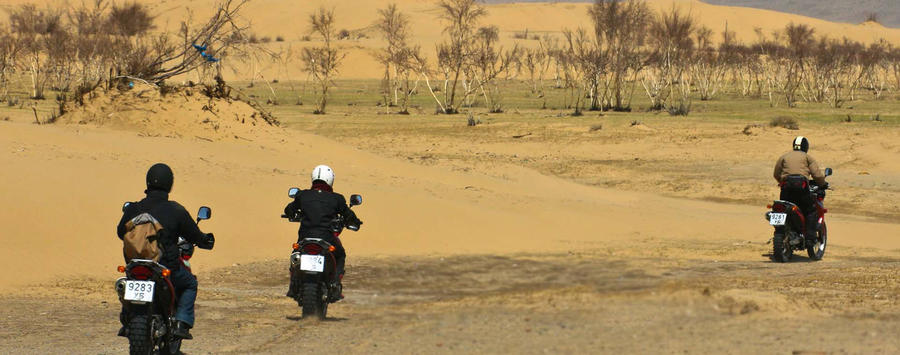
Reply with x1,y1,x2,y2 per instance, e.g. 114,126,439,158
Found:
311,165,335,187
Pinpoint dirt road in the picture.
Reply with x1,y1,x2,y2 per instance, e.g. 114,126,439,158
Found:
2,239,899,354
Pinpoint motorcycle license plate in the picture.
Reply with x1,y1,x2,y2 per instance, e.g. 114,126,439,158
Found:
769,213,787,226
123,280,155,302
300,255,325,272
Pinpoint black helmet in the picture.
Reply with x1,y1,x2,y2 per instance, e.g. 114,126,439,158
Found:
146,163,174,192
792,136,809,153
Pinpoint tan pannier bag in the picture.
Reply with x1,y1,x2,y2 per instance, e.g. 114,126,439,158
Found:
123,213,164,262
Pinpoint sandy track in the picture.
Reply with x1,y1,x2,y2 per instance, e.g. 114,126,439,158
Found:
4,120,900,289
2,240,899,354
2,108,900,353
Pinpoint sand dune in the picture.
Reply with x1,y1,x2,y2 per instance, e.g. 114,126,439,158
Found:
2,117,899,290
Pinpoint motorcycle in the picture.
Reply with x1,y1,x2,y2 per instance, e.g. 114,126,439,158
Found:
765,168,832,262
281,187,362,319
115,204,212,355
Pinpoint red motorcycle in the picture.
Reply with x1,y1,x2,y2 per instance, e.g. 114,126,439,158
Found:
115,205,211,354
765,168,832,262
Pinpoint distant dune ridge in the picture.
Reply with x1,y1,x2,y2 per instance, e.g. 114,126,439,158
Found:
483,0,899,27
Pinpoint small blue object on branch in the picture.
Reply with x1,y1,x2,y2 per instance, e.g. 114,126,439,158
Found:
192,43,219,63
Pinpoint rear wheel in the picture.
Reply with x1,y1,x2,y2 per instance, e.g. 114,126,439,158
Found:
807,222,827,260
301,282,327,320
127,315,153,355
773,232,793,262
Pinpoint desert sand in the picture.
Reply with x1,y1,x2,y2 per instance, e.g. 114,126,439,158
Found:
1,0,900,353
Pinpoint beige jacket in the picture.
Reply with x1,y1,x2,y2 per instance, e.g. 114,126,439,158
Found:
773,150,826,185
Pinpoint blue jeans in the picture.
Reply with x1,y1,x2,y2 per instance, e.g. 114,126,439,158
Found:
170,266,198,326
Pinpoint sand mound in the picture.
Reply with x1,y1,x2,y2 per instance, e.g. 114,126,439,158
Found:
56,82,279,141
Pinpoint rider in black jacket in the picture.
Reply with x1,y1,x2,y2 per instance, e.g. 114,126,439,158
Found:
284,165,361,297
116,163,214,340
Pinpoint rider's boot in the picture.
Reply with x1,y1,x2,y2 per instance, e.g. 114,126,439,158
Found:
332,262,345,301
286,269,299,298
805,211,819,246
173,321,193,340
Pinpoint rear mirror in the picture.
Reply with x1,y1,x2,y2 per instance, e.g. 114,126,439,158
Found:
349,194,363,206
288,187,300,198
197,206,211,220
122,202,131,212
824,168,832,176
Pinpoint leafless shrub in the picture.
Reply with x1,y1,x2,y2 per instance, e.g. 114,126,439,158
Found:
588,0,651,111
374,4,422,114
108,2,155,36
338,29,350,40
302,7,345,114
427,0,487,114
275,35,284,42
261,36,271,43
589,123,603,131
466,111,480,126
769,116,799,130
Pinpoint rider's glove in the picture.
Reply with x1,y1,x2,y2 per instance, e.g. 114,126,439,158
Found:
347,219,363,231
197,233,215,250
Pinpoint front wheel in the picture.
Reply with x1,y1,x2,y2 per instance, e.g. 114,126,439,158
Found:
773,232,793,262
301,282,328,320
807,222,827,261
161,331,182,355
127,315,153,355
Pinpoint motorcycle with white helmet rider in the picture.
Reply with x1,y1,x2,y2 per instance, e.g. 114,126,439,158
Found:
281,165,363,318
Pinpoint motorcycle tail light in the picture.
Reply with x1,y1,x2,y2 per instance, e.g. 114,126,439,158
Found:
772,204,786,212
129,265,153,280
303,244,323,255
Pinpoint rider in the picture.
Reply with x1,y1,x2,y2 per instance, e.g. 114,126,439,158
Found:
284,165,362,299
116,163,215,340
773,136,827,243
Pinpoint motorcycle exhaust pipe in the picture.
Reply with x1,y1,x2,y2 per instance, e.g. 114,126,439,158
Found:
290,252,302,267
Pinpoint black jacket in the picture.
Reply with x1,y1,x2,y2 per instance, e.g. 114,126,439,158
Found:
284,187,361,239
117,190,207,269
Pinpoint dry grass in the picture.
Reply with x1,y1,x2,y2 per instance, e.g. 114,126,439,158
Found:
769,116,799,130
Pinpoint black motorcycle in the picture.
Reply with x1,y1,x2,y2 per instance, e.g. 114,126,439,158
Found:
115,205,211,355
282,187,362,319
765,168,832,262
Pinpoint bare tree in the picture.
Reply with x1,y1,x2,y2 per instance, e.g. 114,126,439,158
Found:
781,23,815,107
471,25,519,112
0,27,21,100
692,26,728,101
301,7,345,114
432,0,486,114
10,5,65,99
644,6,695,110
374,3,420,113
588,0,651,111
